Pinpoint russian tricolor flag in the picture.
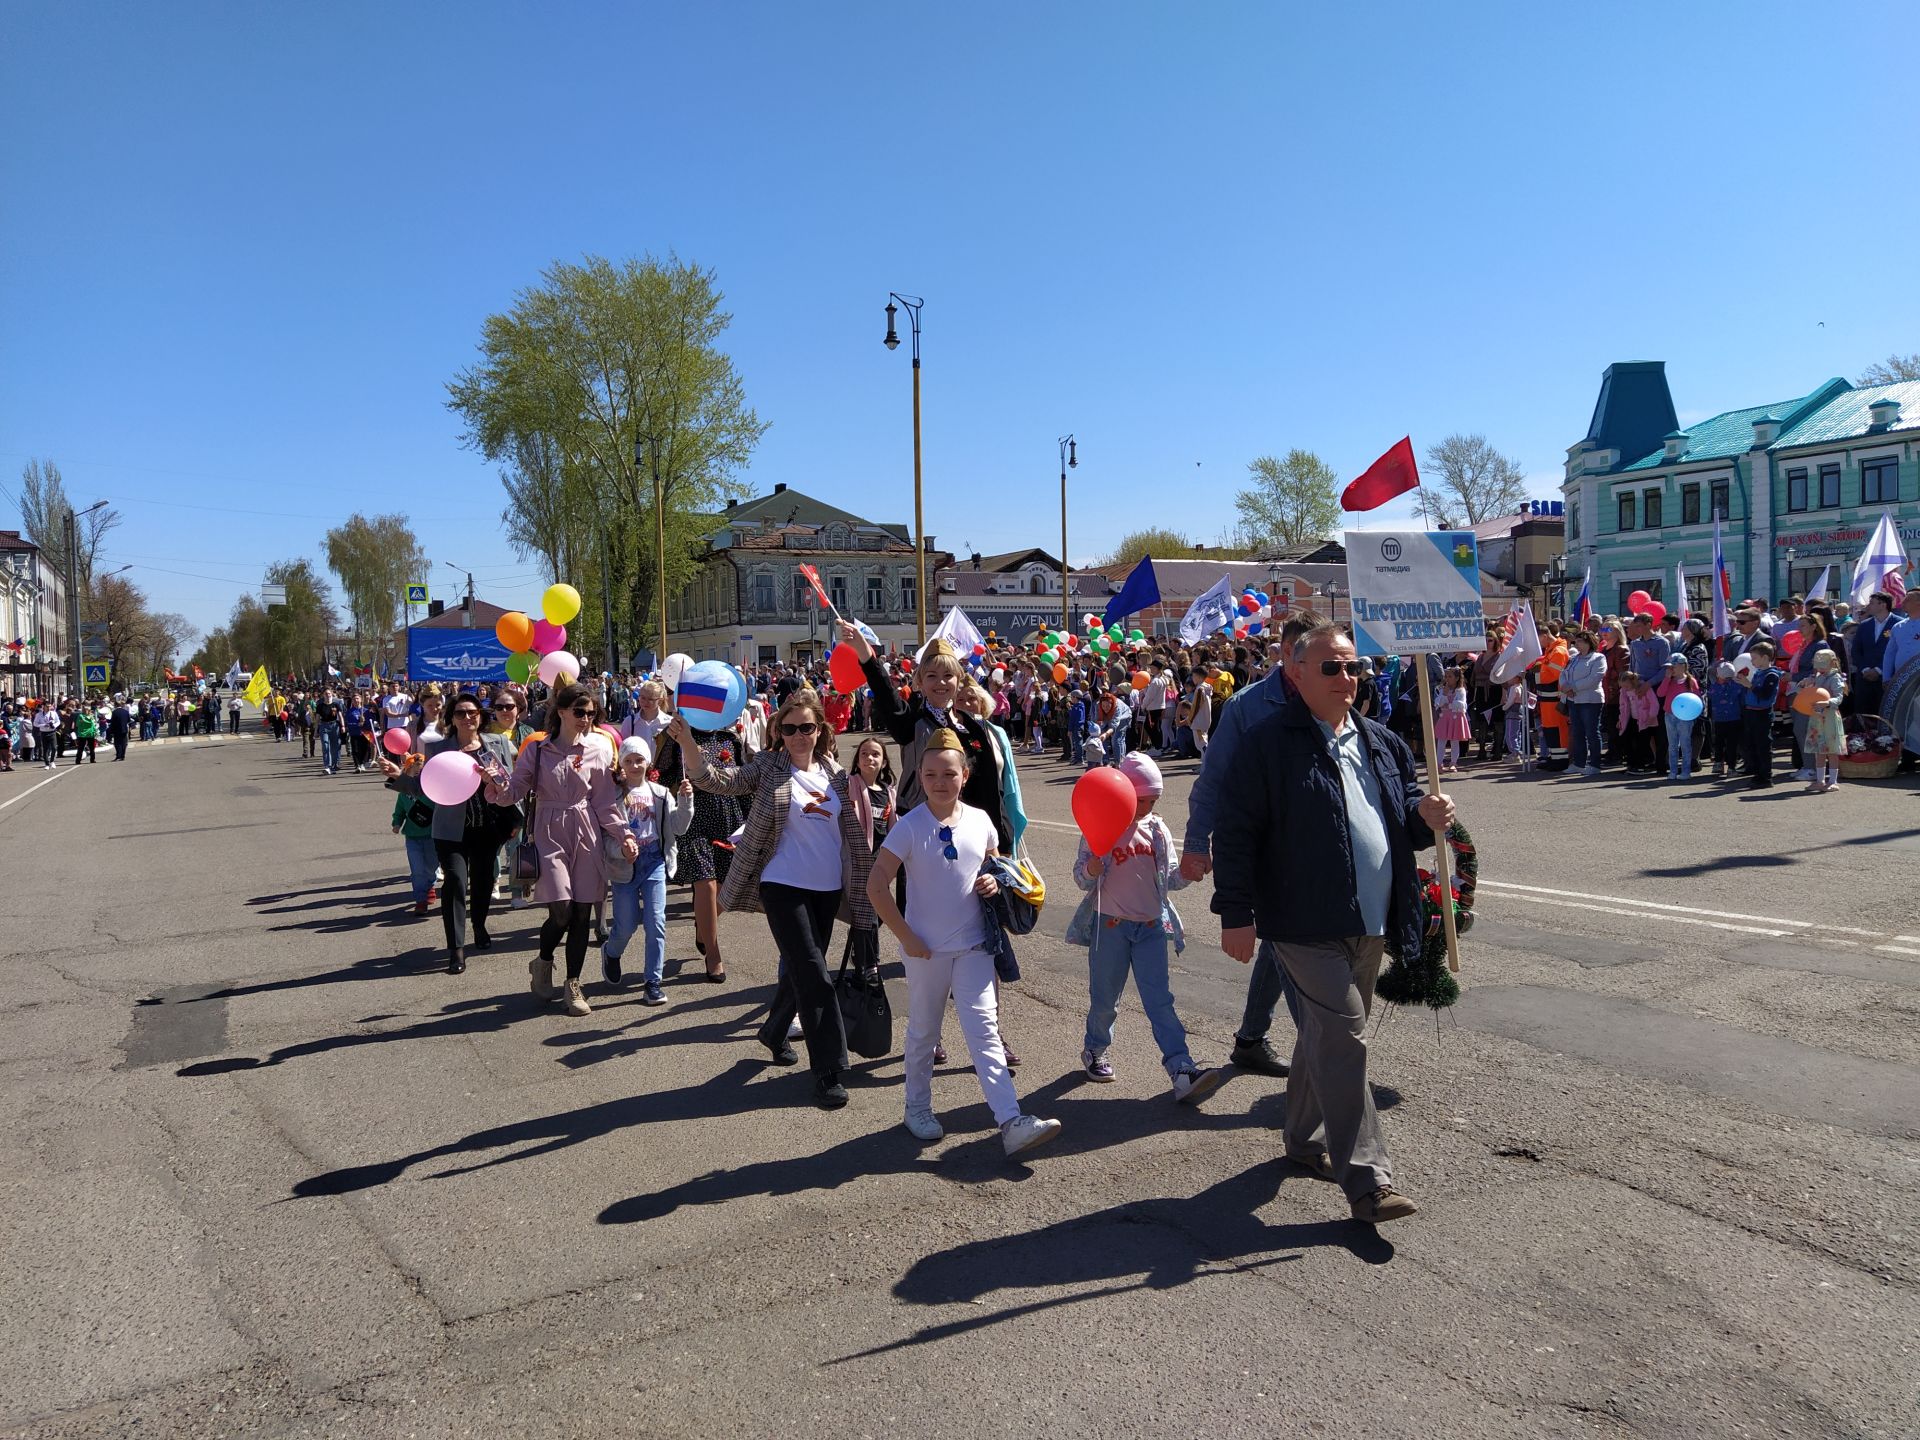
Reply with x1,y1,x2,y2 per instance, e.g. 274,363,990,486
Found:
1574,567,1592,625
679,678,730,716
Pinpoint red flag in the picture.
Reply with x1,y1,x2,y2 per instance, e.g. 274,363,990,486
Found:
1341,437,1420,512
797,562,832,612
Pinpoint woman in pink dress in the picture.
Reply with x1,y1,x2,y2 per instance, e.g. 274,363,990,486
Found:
484,680,636,1017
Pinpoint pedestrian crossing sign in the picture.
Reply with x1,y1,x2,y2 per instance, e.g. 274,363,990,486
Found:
83,661,111,686
406,584,429,605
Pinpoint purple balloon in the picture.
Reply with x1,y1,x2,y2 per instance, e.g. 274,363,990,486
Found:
530,619,567,654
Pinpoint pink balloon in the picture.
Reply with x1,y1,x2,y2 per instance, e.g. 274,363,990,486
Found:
380,727,412,756
419,749,482,807
536,649,579,687
530,619,567,654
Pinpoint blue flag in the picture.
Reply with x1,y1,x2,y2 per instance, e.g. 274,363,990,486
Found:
1103,556,1162,627
1179,572,1240,645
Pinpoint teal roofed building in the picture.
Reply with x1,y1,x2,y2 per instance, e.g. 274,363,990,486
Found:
1562,363,1920,616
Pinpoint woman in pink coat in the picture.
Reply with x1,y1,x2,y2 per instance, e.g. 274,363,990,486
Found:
485,680,636,1017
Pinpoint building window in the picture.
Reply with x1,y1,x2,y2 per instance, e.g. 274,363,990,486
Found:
1786,468,1808,512
1617,579,1661,612
829,573,848,609
1643,490,1662,528
1617,493,1636,531
866,575,884,612
900,573,916,616
1566,499,1579,542
1685,573,1712,616
1818,464,1840,509
1862,456,1898,504
752,573,774,612
1710,478,1730,520
1681,484,1700,525
1788,564,1831,598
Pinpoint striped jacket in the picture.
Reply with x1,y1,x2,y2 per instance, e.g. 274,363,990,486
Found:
692,748,877,929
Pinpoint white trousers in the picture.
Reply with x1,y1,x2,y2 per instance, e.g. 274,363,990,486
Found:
904,947,1020,1125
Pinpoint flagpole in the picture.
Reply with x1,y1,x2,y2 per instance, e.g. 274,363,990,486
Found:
1415,675,1462,976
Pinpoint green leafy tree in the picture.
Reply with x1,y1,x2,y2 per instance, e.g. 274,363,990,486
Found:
1234,451,1341,551
324,513,428,668
446,254,768,657
1414,434,1530,528
1858,353,1920,385
1100,527,1195,569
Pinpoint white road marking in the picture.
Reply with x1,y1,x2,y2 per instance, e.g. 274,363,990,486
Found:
1479,889,1789,937
1873,945,1920,959
0,767,74,812
1480,879,1813,929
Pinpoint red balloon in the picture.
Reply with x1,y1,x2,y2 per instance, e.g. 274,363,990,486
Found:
1779,628,1804,657
972,643,986,656
898,657,914,673
1642,600,1668,624
1072,767,1137,856
829,644,865,693
1627,589,1652,615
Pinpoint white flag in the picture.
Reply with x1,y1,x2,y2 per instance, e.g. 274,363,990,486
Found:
1489,604,1543,685
922,605,984,664
1675,562,1689,623
1178,573,1239,645
1803,564,1832,604
1850,511,1909,607
224,660,244,689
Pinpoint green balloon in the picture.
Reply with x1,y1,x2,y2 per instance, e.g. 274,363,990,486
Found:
1129,629,1145,642
506,651,534,683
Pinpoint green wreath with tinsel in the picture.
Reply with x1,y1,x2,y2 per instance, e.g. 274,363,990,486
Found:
1376,820,1476,1010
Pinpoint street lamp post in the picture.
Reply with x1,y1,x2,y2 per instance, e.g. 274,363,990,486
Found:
65,500,107,697
637,434,667,666
883,294,927,645
1058,436,1077,636
1783,546,1797,600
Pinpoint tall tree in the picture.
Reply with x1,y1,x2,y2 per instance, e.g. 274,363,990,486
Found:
324,513,427,666
1858,353,1920,385
254,560,338,675
446,253,768,653
1100,527,1195,569
1234,451,1341,550
1414,434,1531,527
17,458,121,587
85,572,196,681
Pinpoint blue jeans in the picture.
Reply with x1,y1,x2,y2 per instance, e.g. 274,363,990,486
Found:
1084,916,1193,1076
607,846,668,984
319,721,341,771
403,835,437,904
1569,702,1603,769
1107,725,1127,767
1665,713,1694,777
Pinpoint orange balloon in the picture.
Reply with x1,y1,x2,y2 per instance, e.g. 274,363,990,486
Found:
496,611,534,652
1130,671,1150,690
1052,663,1068,684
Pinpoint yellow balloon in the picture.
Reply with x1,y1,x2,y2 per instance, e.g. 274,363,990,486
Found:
542,583,582,625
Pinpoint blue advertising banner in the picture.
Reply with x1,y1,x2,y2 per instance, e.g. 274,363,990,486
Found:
406,625,509,683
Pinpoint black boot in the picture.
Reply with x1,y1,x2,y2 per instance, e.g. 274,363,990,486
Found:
447,947,466,975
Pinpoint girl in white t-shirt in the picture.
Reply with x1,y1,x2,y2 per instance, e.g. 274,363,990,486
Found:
867,728,1062,1159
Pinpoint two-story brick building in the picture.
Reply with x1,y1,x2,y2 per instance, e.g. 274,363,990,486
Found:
1563,362,1920,615
0,529,65,699
668,486,950,664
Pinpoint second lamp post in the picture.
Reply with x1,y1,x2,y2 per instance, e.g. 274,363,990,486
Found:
1058,436,1077,635
883,293,927,645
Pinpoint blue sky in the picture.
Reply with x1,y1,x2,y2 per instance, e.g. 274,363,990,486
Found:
3,1,1914,642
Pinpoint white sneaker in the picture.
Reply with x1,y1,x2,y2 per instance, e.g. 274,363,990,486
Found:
1582,766,1599,777
1001,1114,1062,1158
1792,768,1812,781
787,1017,804,1041
904,1106,944,1142
1172,1067,1226,1106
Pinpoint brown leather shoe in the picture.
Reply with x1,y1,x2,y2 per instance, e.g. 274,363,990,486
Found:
1285,1148,1335,1180
1350,1186,1418,1224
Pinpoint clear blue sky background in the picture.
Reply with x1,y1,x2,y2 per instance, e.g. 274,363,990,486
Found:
3,1,1914,644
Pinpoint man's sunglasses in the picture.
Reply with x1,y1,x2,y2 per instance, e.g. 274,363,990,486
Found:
937,823,958,861
779,721,817,736
1317,660,1368,678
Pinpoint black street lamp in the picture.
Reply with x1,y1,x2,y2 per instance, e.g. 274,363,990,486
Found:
883,293,926,644
1058,435,1077,635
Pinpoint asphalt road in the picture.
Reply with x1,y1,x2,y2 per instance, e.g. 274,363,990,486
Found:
3,724,1918,1438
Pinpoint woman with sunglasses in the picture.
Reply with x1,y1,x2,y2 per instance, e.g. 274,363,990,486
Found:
668,689,878,1110
484,681,637,1016
380,693,519,974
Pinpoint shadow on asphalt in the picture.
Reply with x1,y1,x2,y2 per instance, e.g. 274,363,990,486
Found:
827,1158,1392,1362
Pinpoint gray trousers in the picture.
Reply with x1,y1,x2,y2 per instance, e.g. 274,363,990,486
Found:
1274,936,1390,1201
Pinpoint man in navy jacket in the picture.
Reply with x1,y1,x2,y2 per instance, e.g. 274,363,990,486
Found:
1212,623,1454,1224
1848,591,1897,719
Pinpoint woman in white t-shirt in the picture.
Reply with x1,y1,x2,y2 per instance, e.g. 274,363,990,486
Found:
672,690,878,1111
867,728,1062,1159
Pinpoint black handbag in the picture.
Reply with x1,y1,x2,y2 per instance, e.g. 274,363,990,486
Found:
511,742,541,883
836,931,892,1060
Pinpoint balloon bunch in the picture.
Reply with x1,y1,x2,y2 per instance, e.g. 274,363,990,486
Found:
1231,588,1274,640
1624,588,1668,626
497,584,585,687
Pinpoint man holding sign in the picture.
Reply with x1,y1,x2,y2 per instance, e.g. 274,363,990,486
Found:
1213,623,1454,1225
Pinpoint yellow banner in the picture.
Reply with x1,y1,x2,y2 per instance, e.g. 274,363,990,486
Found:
243,666,270,709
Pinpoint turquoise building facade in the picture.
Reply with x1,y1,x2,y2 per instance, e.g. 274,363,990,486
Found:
1562,362,1920,616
